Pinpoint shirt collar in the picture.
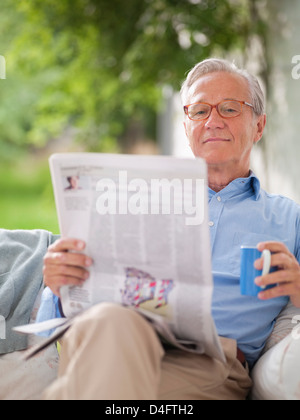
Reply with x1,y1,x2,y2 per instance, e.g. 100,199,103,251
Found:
208,171,261,201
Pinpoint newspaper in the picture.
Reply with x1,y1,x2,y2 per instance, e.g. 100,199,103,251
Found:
16,153,224,362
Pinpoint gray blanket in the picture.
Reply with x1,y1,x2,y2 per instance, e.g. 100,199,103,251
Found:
0,229,59,354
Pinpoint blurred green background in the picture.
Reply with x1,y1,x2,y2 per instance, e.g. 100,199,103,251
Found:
0,0,266,233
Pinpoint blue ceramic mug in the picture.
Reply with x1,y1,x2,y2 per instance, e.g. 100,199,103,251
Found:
240,246,272,297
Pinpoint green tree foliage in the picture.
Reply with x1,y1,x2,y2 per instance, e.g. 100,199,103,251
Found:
0,0,265,155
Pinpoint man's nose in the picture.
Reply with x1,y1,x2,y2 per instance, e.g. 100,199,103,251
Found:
204,107,226,129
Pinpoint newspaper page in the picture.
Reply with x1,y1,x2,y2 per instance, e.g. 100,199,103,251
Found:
38,153,224,361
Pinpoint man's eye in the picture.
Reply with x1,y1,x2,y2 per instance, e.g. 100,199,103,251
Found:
222,108,239,115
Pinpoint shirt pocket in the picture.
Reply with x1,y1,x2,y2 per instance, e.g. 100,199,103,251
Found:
229,232,283,277
0,272,14,319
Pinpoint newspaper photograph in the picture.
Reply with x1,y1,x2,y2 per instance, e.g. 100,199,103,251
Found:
18,153,225,362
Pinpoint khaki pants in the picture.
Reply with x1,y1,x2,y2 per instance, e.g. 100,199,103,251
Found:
43,303,252,400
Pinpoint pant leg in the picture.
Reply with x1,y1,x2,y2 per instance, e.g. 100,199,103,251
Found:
158,337,252,400
43,303,165,400
44,303,252,400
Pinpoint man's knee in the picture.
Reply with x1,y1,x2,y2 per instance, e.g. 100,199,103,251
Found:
69,303,157,342
74,303,139,328
54,303,164,400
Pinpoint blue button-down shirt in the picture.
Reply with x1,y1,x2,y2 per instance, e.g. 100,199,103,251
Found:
37,172,300,368
210,172,300,367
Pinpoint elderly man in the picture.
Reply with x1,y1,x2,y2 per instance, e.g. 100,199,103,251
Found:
41,58,300,400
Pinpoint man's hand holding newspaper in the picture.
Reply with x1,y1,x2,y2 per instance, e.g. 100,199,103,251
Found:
43,238,93,297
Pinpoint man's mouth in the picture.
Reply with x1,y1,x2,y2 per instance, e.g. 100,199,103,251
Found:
203,137,231,144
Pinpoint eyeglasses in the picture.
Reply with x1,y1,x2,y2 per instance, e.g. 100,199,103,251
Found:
183,100,254,121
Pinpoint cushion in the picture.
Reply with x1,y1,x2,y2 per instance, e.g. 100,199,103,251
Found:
0,288,59,400
262,300,300,354
251,325,300,400
251,300,300,400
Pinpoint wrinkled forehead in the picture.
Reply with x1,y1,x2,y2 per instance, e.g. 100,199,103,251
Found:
185,71,251,105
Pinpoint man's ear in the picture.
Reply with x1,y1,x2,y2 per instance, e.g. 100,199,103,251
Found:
254,114,267,144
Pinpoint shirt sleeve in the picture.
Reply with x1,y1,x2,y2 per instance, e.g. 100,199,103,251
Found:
36,287,63,337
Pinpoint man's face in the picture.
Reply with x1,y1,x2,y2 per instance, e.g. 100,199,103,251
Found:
70,176,80,189
183,72,265,169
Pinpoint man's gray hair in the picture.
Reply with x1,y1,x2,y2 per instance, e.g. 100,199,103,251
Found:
180,58,265,116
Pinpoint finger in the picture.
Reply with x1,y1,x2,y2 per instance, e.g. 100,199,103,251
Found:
254,252,295,271
44,251,93,269
45,273,87,290
43,263,90,282
258,281,300,301
255,267,300,286
257,241,290,254
43,264,90,297
48,238,86,253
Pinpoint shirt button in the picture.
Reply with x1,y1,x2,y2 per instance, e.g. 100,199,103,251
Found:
208,221,214,227
217,196,222,202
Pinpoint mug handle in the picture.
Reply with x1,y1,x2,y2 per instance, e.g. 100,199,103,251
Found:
261,249,272,287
